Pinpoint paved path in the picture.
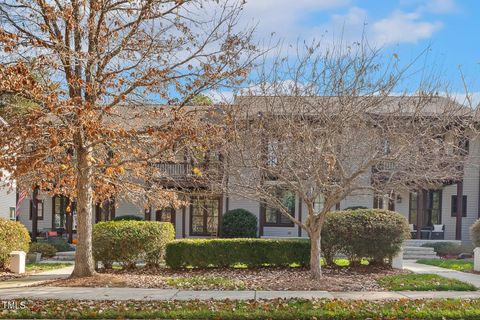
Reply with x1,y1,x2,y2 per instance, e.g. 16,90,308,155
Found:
404,260,480,288
2,286,480,301
0,265,73,289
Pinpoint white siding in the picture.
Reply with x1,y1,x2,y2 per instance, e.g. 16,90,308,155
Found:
0,188,15,220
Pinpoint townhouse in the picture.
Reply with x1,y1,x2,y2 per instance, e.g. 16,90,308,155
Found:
13,96,480,244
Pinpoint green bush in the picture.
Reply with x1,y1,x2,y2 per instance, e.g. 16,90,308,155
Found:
112,215,143,221
29,242,57,258
0,218,30,269
421,242,470,257
42,238,74,252
220,209,257,238
322,209,409,265
471,219,480,248
93,220,174,269
166,239,309,269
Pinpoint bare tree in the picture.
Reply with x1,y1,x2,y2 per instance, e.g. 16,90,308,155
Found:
224,41,474,279
0,0,257,277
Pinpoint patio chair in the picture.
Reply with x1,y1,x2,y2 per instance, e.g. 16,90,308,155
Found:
430,224,445,240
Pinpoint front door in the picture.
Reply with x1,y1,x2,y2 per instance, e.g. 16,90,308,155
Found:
190,197,220,236
155,207,176,227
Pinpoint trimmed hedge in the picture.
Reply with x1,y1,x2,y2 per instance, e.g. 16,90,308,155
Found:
93,220,175,269
166,239,309,268
0,218,30,269
220,209,258,238
421,242,467,257
322,209,410,265
165,209,409,269
29,242,57,258
112,215,143,221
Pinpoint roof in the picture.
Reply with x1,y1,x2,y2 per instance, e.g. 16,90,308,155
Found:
231,95,471,118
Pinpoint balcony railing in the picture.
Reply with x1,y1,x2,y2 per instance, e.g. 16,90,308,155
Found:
152,162,193,177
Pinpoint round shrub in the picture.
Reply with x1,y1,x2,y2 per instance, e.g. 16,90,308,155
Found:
0,218,30,269
471,219,480,248
29,242,57,258
221,209,258,238
112,215,143,221
322,209,409,265
93,220,174,269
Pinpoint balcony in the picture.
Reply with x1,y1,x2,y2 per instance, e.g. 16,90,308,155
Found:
152,162,193,178
151,161,223,189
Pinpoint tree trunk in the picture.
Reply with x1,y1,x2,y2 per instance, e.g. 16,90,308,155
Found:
309,226,322,279
71,142,96,278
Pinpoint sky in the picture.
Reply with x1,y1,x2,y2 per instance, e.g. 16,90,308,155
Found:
209,0,480,103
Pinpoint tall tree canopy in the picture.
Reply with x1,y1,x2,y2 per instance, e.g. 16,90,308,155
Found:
0,0,257,277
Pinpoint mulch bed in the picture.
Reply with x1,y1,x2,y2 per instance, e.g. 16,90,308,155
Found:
45,266,406,291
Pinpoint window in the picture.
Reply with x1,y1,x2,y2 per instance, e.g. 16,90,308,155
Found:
263,188,295,226
451,195,467,217
29,199,44,220
9,207,15,221
267,139,279,166
427,191,442,225
95,198,115,223
373,194,383,209
53,196,68,228
313,195,325,212
409,192,417,224
190,198,220,236
409,190,442,226
156,207,176,226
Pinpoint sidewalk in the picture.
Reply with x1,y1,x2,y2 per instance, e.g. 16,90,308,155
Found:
404,260,480,288
0,265,73,289
1,286,480,301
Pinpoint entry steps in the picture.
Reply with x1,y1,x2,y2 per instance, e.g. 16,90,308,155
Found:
403,246,438,260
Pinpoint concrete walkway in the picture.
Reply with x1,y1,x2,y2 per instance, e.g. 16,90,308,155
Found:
0,265,74,289
404,260,480,288
2,286,480,301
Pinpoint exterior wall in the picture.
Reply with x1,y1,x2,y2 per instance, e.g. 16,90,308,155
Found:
0,188,15,220
0,173,16,220
17,191,54,232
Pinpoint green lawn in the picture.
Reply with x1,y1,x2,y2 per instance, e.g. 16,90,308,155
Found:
166,276,246,290
26,263,73,272
377,274,476,291
417,259,474,272
4,299,480,319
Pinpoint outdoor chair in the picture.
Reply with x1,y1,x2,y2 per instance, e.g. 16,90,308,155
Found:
430,224,445,240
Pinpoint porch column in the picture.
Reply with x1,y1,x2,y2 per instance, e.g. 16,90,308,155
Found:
456,180,463,240
31,187,39,242
416,189,423,239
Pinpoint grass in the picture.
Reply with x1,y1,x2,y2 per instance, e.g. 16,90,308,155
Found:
377,274,477,291
25,262,72,272
417,258,474,272
5,299,480,319
166,276,246,290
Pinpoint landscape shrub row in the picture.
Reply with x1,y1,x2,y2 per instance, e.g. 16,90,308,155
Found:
93,220,174,269
166,238,309,268
166,209,409,268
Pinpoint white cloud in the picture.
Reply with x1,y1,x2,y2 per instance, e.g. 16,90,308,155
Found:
242,0,351,40
401,0,457,14
372,11,443,45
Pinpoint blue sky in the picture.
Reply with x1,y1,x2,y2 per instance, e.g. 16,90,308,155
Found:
209,0,479,102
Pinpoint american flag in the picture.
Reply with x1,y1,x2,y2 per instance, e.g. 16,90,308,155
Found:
16,191,27,216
